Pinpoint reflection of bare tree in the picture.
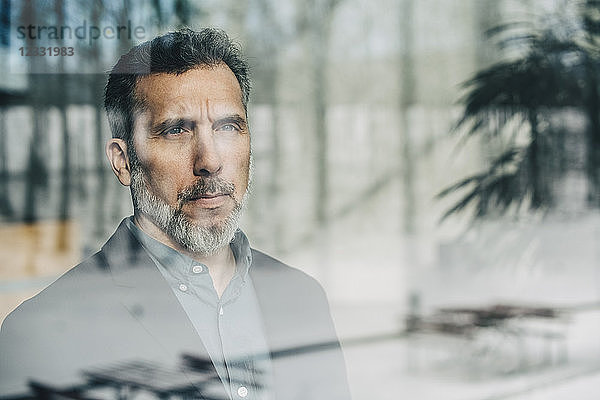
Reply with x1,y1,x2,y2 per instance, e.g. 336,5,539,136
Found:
19,1,50,277
174,0,191,27
248,0,345,252
149,0,193,30
90,0,107,245
582,1,600,205
21,1,48,226
253,0,286,253
398,0,416,235
303,0,343,228
304,0,344,288
55,0,71,253
251,0,314,252
0,108,13,218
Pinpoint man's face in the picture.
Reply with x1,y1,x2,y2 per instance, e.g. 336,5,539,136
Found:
129,64,251,254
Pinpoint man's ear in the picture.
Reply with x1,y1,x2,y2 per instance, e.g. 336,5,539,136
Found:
106,138,132,186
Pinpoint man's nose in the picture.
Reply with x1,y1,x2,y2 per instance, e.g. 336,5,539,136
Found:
192,128,223,177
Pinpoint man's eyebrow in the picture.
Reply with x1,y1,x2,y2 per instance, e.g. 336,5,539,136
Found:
211,114,247,130
151,118,195,134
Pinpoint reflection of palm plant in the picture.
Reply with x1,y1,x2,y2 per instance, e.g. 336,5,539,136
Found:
439,2,600,220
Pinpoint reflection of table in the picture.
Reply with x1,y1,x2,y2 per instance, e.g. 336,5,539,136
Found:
27,381,90,400
23,360,219,400
438,304,560,327
406,303,569,374
20,355,263,400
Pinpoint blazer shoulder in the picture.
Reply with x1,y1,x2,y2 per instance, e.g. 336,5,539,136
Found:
1,250,110,330
251,248,318,280
250,248,328,299
36,249,110,294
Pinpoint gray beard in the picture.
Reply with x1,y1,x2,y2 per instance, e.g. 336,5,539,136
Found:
129,162,250,256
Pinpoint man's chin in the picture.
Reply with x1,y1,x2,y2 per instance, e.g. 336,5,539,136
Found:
182,221,225,235
179,210,232,231
169,217,238,255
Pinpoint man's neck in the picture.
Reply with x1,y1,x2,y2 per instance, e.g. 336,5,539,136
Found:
133,212,236,298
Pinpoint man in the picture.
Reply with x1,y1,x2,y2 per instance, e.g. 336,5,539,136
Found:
0,29,350,400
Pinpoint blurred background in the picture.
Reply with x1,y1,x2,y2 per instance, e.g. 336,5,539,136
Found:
2,0,600,398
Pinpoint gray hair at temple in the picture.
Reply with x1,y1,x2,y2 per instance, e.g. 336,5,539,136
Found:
104,28,251,149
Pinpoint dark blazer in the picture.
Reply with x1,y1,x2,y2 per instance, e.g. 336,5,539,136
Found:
0,220,351,400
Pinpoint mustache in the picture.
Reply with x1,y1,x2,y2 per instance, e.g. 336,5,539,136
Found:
177,178,235,204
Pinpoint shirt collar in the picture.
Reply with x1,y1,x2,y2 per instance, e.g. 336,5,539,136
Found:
125,216,253,281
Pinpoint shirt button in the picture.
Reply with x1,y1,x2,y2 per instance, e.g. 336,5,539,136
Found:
178,283,188,292
192,265,203,274
237,386,248,398
219,307,224,316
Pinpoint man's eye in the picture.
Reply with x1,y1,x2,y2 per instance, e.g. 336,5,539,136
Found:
164,127,185,135
218,124,239,132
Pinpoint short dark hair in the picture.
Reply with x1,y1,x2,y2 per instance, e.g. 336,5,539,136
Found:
104,28,251,147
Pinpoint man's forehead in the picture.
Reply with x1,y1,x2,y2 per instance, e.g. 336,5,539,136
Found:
133,64,244,112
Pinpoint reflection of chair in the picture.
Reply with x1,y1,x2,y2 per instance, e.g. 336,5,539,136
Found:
182,353,265,392
83,360,215,399
14,355,263,400
405,303,570,375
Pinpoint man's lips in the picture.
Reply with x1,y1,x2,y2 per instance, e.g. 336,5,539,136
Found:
186,193,230,208
189,193,229,200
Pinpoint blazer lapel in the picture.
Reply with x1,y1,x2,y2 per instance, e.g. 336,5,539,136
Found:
99,220,228,399
249,252,306,353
